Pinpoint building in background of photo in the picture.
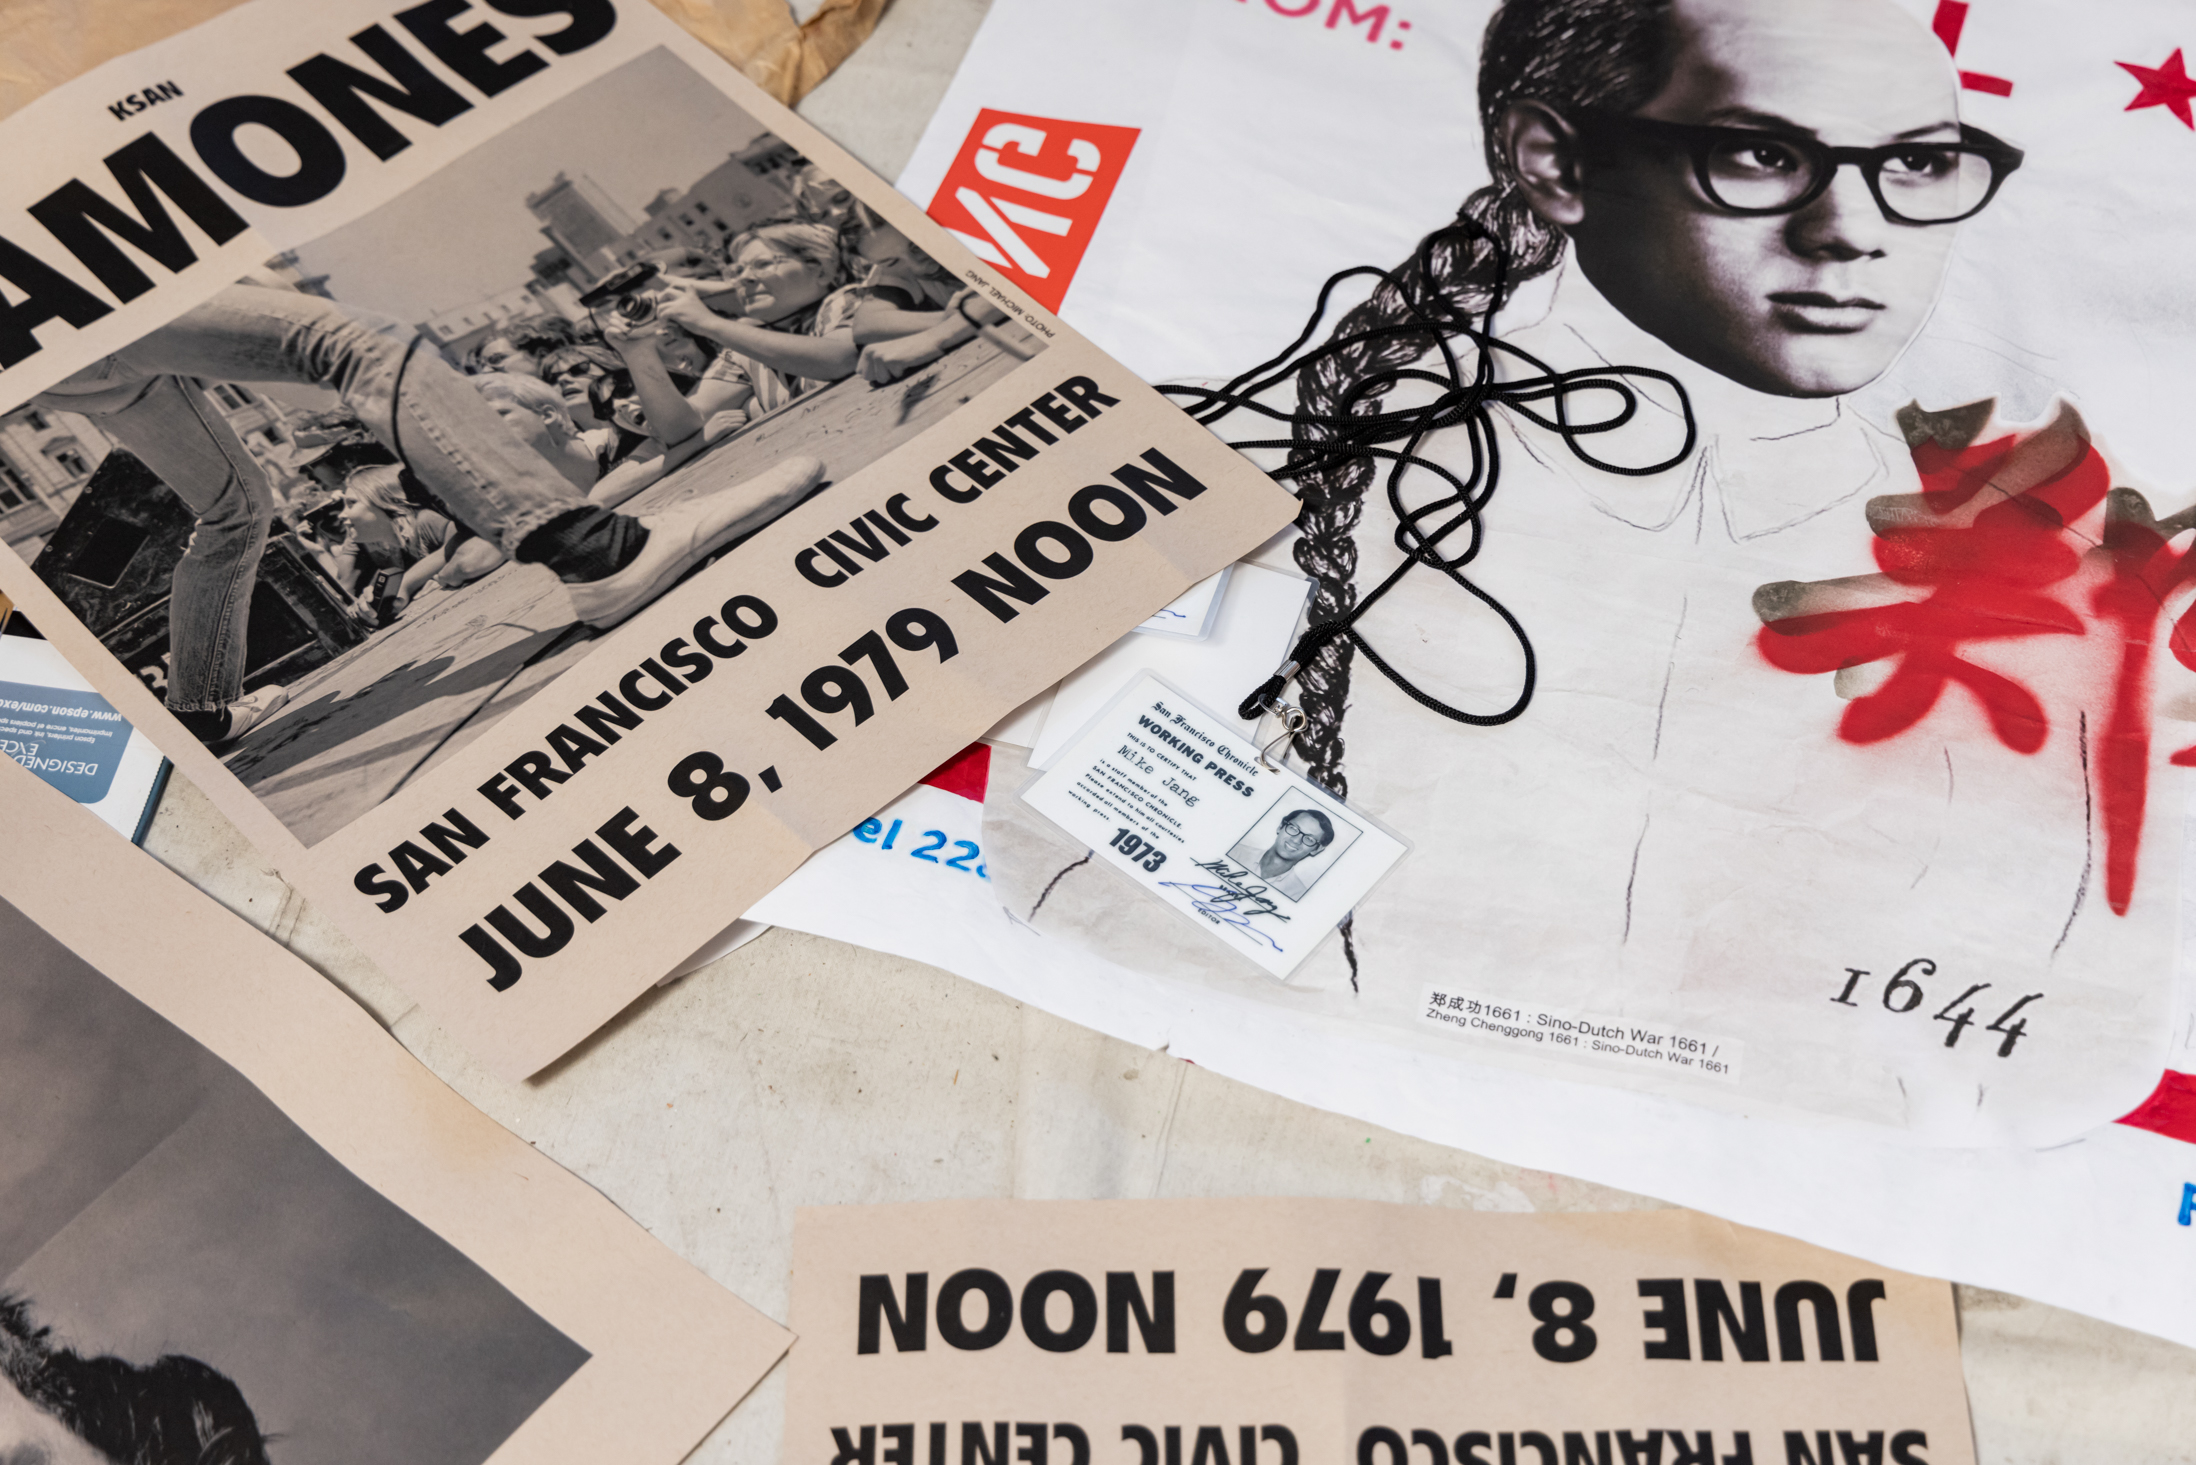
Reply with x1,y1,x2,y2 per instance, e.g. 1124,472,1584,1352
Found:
263,249,335,299
418,282,584,365
527,150,804,286
526,170,642,275
610,151,798,264
1,387,313,561
527,240,593,303
734,135,801,184
205,384,315,509
0,407,118,560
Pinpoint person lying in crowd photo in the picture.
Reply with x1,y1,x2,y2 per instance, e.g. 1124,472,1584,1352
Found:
0,1294,271,1465
599,300,751,444
36,281,824,747
286,409,501,614
292,423,471,618
787,159,859,230
344,458,513,613
583,370,657,475
541,342,623,430
539,323,725,507
292,436,428,594
285,489,357,591
463,314,581,379
537,346,713,509
472,369,599,490
334,460,459,623
573,369,680,508
842,202,1025,384
577,322,758,508
650,219,862,418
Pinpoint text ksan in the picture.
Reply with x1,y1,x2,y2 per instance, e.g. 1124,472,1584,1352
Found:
2,0,619,370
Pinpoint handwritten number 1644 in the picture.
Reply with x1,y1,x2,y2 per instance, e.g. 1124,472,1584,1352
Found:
1831,959,2040,1056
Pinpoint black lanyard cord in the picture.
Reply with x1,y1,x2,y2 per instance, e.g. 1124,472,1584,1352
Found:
1157,215,1698,733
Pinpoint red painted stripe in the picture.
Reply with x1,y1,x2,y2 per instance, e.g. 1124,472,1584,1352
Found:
920,742,991,803
1959,70,2014,97
2116,1070,2196,1144
1931,0,1968,54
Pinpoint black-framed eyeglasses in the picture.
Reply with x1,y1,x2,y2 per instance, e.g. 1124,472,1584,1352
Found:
1576,114,2024,225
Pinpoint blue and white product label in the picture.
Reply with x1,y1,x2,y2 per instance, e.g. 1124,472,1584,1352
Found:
0,679,131,804
1021,671,1408,979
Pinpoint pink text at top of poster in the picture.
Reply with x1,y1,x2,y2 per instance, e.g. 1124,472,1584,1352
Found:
1230,0,1415,52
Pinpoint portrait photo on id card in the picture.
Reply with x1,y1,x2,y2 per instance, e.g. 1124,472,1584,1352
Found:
1223,798,1366,904
1020,673,1407,979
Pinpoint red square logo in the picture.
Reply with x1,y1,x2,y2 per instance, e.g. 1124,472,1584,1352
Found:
926,109,1140,312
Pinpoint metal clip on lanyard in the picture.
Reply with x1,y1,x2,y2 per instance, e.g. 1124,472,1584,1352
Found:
1253,662,1308,774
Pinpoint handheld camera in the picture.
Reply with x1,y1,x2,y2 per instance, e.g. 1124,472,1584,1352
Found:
579,262,663,328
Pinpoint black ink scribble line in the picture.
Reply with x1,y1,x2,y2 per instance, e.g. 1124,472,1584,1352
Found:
1912,747,1954,890
1622,815,1650,943
1340,913,1359,993
1652,597,1688,760
2054,712,2092,958
1028,851,1093,922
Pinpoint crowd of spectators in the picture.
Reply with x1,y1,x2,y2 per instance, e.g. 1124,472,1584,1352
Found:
275,166,1020,628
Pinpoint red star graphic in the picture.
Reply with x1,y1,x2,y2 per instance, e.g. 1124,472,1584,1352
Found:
2120,47,2196,129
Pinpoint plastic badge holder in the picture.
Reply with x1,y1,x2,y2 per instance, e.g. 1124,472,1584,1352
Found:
1018,670,1410,980
1131,565,1231,639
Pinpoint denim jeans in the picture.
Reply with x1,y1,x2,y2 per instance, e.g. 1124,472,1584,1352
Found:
41,284,590,711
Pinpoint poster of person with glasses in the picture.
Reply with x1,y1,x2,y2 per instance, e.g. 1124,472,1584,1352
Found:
942,0,2190,1139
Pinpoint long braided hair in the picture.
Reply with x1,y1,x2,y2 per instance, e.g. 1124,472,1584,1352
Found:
1285,0,1679,798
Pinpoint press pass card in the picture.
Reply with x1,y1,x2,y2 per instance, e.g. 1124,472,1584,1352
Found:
1021,673,1406,977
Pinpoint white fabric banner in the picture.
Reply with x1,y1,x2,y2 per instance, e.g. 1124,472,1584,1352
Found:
753,0,2196,1338
896,0,2196,1145
753,744,2196,1350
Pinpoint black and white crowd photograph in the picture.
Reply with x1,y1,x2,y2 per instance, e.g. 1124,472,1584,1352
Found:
12,45,1038,846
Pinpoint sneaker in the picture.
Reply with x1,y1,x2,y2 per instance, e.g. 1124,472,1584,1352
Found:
205,684,291,749
565,456,825,629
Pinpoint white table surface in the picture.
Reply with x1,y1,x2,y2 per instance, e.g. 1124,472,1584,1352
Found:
130,0,2196,1458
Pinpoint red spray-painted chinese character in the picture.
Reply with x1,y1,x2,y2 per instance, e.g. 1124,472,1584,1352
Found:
1755,401,2196,916
2089,482,2196,912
